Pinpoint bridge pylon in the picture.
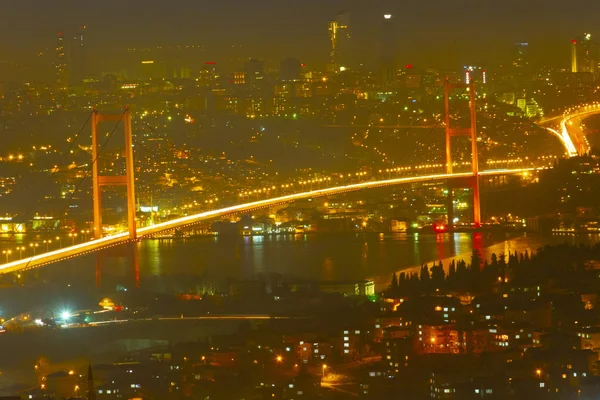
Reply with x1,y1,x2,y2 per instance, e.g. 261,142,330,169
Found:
91,109,137,240
444,78,481,228
95,242,140,288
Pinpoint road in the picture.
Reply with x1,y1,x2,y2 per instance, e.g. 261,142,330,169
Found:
0,168,534,274
541,103,600,156
87,314,301,326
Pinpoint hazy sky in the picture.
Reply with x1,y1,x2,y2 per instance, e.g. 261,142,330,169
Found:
1,0,599,70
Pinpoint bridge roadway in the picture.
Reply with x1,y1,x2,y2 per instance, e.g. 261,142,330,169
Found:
541,103,600,156
0,168,534,274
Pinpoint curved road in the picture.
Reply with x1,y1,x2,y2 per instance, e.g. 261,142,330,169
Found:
541,103,600,156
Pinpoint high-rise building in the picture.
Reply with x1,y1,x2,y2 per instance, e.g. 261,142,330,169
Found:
55,32,68,91
571,39,578,73
379,14,397,86
509,42,533,81
70,25,86,85
513,42,529,69
280,58,302,81
243,58,264,88
198,62,220,87
328,12,351,71
571,33,598,77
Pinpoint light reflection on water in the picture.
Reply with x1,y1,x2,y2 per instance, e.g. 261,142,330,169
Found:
383,233,600,287
18,232,597,293
0,232,596,385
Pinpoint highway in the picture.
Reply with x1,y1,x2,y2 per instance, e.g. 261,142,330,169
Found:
77,314,303,328
0,168,534,274
541,103,600,156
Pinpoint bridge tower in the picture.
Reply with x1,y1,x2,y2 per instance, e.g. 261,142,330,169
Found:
92,109,139,288
444,79,481,227
91,109,137,240
95,243,140,288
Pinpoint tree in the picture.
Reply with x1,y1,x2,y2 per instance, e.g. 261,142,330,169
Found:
498,254,507,283
420,264,431,292
490,253,498,266
471,249,482,271
448,260,456,278
391,272,399,291
431,261,445,290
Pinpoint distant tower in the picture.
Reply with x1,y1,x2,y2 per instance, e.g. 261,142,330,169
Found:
572,34,598,77
379,14,397,86
571,39,578,73
55,32,68,91
87,363,96,400
328,12,351,71
70,25,86,85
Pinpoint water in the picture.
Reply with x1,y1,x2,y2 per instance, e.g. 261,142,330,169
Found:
0,232,598,385
8,232,597,307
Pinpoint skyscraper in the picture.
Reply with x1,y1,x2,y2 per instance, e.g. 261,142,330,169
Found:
328,12,351,71
571,33,598,77
379,14,397,86
513,42,529,69
55,32,68,91
571,39,578,73
280,58,302,81
243,58,264,88
70,25,86,85
509,42,532,81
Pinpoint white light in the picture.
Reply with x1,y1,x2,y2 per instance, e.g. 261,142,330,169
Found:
61,311,71,321
384,14,392,19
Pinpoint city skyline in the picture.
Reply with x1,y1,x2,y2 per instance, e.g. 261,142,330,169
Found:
1,0,600,76
3,1,600,397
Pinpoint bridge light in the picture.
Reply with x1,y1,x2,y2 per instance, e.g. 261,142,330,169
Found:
434,223,446,233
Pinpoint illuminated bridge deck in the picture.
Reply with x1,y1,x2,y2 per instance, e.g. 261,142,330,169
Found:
0,169,534,273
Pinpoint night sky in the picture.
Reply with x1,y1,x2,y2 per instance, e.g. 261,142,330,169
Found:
1,0,599,72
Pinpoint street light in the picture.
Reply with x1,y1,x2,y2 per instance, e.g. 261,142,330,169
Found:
322,364,328,378
29,243,39,255
2,250,12,263
43,239,52,252
56,236,62,248
68,233,78,246
16,246,25,259
276,355,283,363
